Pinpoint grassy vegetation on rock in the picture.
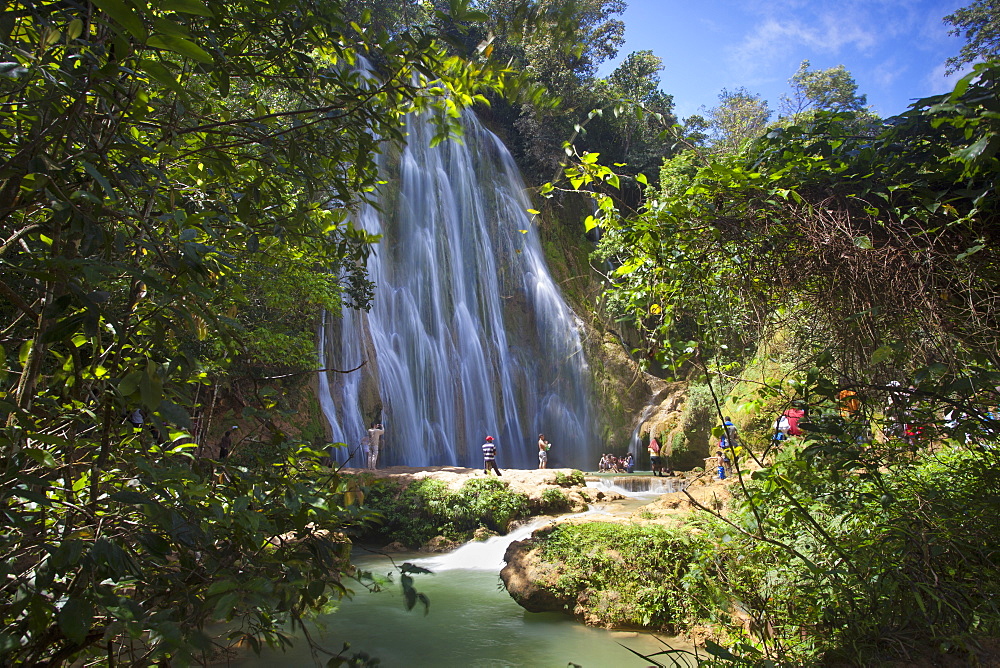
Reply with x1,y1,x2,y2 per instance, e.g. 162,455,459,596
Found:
537,522,706,630
357,477,532,548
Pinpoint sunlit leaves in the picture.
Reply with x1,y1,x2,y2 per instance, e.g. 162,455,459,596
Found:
0,0,516,664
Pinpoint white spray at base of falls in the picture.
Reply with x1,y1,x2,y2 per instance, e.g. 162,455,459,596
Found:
410,506,608,572
319,110,600,469
410,518,547,572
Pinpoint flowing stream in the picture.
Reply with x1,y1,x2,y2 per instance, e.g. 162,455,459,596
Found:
235,515,696,667
318,109,600,470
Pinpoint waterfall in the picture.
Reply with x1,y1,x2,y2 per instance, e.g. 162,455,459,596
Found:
409,519,547,572
586,477,685,497
319,109,600,469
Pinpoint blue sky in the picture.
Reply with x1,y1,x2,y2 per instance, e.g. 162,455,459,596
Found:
596,0,972,121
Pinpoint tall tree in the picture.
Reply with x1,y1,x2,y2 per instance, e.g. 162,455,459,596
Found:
0,0,510,664
705,87,772,154
944,0,1000,72
469,0,628,179
780,59,869,116
587,50,678,174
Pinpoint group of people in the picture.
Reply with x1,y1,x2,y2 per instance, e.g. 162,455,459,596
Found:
709,417,743,480
482,433,554,476
597,452,633,473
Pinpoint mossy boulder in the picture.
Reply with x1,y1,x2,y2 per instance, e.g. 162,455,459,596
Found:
501,522,706,631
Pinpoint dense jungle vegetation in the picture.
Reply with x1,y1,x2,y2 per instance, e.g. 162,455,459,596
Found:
3,0,1000,665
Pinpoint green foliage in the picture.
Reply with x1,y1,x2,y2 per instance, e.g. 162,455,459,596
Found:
0,441,377,665
704,87,772,154
539,522,705,629
945,0,1000,73
0,0,521,663
359,476,530,547
780,59,869,116
555,61,1000,379
466,0,681,183
586,49,678,175
549,53,1000,666
697,432,1000,664
540,487,570,511
552,468,586,487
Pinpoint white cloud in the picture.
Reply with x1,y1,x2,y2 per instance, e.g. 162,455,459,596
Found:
924,61,972,98
726,13,879,76
873,58,904,89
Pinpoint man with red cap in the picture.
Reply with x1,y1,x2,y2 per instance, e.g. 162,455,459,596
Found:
482,435,502,476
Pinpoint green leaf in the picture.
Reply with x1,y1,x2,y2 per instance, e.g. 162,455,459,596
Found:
213,592,239,619
953,136,990,163
58,598,93,645
22,448,57,468
853,235,872,249
159,0,215,16
139,59,184,94
82,161,118,201
956,244,984,261
205,580,239,597
155,399,191,429
109,490,157,505
704,639,739,661
11,487,51,505
118,370,143,397
139,363,163,408
66,19,84,41
870,346,894,364
147,34,213,64
18,339,32,366
91,0,147,40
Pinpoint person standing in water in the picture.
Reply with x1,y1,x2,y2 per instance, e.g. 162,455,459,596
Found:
367,422,384,469
482,435,502,476
537,433,551,469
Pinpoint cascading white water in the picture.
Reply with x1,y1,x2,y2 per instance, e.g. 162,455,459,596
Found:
587,477,685,497
319,109,600,469
410,519,548,572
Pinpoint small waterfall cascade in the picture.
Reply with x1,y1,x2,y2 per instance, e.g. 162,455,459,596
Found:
411,507,609,572
587,477,685,497
410,519,547,572
628,403,657,459
319,108,600,469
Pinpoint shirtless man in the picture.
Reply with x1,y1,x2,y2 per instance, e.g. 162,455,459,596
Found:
537,433,550,469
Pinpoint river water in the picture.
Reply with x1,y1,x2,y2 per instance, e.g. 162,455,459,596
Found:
234,505,697,667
